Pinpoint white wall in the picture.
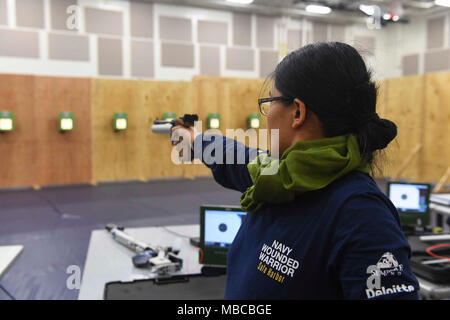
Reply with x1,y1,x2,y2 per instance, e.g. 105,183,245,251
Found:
0,0,447,80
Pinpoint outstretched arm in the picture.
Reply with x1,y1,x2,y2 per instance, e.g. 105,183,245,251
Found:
193,134,261,193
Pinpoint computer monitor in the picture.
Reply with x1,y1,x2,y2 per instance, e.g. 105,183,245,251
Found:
200,205,247,267
387,182,431,227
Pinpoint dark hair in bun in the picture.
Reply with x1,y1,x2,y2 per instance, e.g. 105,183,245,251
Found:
272,42,397,169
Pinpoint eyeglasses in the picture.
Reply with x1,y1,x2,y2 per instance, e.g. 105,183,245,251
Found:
258,96,292,116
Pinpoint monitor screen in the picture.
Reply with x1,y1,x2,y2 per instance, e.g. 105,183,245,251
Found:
204,209,246,248
388,182,430,214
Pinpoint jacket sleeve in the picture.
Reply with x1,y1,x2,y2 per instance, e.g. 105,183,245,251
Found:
329,193,420,300
193,134,263,193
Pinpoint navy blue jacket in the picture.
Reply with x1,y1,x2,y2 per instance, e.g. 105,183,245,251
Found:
194,134,420,300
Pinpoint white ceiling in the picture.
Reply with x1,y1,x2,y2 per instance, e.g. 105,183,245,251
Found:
135,0,449,22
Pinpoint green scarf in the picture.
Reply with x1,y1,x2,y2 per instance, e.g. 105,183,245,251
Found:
240,134,371,212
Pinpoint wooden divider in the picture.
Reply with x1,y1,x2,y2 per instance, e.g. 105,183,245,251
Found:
383,75,425,181
34,76,92,186
0,74,38,188
191,77,231,177
191,76,268,177
91,78,143,183
1,72,448,188
421,72,450,182
376,80,387,119
139,80,198,180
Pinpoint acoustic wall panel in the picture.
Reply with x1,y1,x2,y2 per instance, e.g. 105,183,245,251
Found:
256,16,274,48
161,43,194,68
48,33,90,61
287,29,302,51
16,0,44,28
159,16,192,42
50,0,77,31
198,20,228,45
402,54,419,76
330,24,346,42
130,2,153,38
312,22,327,43
226,48,254,71
0,29,39,58
0,0,7,25
131,40,154,78
354,35,375,56
233,13,251,46
200,46,220,76
85,8,123,36
424,49,450,73
427,16,445,50
98,38,123,76
260,50,278,77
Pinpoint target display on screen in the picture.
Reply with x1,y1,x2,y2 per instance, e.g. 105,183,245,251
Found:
388,183,429,213
204,209,246,247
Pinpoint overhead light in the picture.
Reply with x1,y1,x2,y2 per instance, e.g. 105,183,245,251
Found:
305,4,332,14
226,0,254,4
359,4,375,16
59,112,74,132
0,111,14,132
383,13,391,20
435,0,450,7
114,112,128,131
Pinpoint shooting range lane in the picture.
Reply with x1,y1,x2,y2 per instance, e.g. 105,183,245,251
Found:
0,72,448,300
0,178,241,300
139,80,197,180
422,72,450,182
0,75,92,188
34,76,92,186
0,75,38,188
0,73,448,188
378,72,450,182
91,78,142,183
383,75,425,181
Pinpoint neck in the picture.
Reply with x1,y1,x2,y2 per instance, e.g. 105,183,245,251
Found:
290,123,327,149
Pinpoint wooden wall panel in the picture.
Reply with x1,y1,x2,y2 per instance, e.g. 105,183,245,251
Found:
34,76,92,185
376,80,387,119
192,77,230,177
1,72,446,188
227,78,266,150
191,76,267,177
421,72,450,182
91,79,143,183
372,80,388,179
383,75,425,181
139,80,197,179
228,78,265,129
0,74,38,188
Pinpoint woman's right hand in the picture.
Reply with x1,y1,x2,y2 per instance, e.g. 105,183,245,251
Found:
171,125,195,149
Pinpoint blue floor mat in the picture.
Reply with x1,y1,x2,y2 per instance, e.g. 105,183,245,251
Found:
0,177,388,300
0,177,241,300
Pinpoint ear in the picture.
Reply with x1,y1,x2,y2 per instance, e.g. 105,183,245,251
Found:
291,98,306,129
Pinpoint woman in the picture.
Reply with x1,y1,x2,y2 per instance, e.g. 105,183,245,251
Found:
173,42,419,299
